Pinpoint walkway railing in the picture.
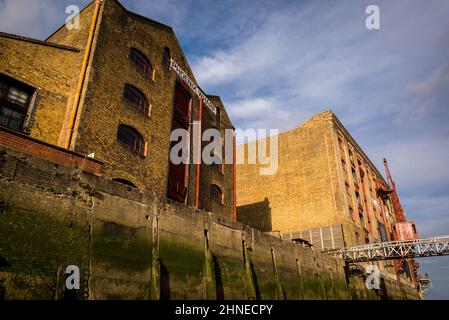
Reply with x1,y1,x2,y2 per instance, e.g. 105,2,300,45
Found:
325,236,449,262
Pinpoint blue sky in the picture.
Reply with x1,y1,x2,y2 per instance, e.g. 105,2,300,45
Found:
1,0,448,299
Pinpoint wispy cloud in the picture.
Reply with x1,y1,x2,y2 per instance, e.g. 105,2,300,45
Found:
0,0,91,39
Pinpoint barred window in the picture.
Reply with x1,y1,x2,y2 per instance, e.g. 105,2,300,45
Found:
123,84,150,115
0,75,33,132
117,124,146,155
210,184,223,204
129,48,153,79
163,47,171,71
7,87,29,107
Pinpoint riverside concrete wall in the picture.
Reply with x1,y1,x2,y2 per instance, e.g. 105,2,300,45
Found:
0,146,420,300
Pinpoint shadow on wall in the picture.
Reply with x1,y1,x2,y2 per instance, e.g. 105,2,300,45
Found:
237,198,272,232
212,254,225,300
160,262,170,300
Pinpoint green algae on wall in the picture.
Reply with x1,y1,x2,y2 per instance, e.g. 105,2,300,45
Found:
158,232,205,299
0,148,422,300
0,207,90,299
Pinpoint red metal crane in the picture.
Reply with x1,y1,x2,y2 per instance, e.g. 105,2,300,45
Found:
383,158,407,223
383,158,420,286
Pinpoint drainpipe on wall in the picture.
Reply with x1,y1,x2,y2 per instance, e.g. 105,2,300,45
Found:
65,0,103,149
233,131,237,222
195,97,203,208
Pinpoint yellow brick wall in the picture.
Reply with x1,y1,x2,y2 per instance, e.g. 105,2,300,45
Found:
237,110,342,232
0,35,83,145
237,110,399,243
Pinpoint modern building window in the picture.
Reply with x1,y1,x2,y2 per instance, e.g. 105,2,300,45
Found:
123,84,150,116
210,184,223,204
163,47,171,70
0,75,34,132
117,124,146,156
129,48,153,79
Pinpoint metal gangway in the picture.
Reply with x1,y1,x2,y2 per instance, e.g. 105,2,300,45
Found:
325,236,449,262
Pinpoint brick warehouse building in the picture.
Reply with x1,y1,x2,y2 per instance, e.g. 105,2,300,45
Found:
0,0,235,217
236,110,419,288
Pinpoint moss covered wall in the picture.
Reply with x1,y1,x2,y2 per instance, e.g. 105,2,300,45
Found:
0,146,421,300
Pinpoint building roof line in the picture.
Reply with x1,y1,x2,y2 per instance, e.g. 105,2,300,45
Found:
45,0,97,42
113,0,173,31
330,112,388,184
0,32,80,52
237,109,388,184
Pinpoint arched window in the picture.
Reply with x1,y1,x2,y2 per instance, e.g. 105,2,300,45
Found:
117,124,146,156
163,47,171,70
210,184,223,204
123,84,150,115
129,48,153,79
112,178,137,188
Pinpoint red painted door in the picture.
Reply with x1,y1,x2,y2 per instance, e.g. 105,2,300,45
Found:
167,83,190,202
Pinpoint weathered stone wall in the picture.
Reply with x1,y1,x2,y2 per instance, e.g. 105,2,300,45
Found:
0,146,421,300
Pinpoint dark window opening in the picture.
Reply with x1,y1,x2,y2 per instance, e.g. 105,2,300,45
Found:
210,184,223,204
359,212,365,228
212,162,224,173
379,221,388,242
112,178,137,188
355,232,360,246
163,47,171,71
210,148,224,173
117,124,145,155
173,82,191,122
123,84,150,115
167,83,190,203
0,74,34,132
129,48,153,79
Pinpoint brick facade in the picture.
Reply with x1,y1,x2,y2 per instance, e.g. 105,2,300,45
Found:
236,110,417,286
0,126,102,175
0,0,234,217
